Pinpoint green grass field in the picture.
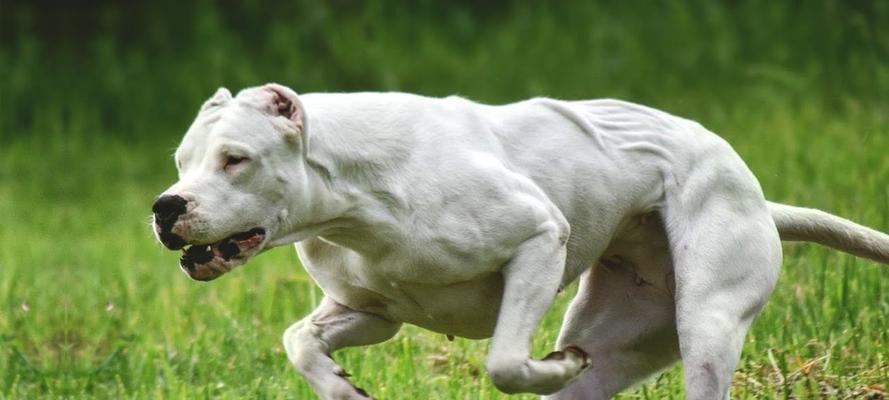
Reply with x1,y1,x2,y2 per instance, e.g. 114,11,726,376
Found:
2,1,888,399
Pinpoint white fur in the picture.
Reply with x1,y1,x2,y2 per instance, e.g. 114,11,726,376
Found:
157,84,889,399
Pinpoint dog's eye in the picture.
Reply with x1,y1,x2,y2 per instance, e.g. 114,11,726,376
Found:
224,155,249,169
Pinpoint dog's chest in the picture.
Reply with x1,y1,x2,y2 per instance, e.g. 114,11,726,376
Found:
296,237,510,338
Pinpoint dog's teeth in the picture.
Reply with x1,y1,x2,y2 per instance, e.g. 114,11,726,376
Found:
183,243,214,264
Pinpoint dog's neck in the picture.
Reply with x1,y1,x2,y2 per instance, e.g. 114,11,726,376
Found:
278,94,426,255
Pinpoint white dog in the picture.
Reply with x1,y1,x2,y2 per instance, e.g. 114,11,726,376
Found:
153,83,889,399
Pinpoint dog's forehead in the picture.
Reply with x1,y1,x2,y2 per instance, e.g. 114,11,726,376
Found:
176,102,273,162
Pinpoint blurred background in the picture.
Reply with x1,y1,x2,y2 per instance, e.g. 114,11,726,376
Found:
1,1,887,398
3,1,889,139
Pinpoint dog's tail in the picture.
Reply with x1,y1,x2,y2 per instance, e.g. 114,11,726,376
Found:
768,201,889,264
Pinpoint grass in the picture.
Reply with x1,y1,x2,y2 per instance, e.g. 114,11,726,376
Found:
1,1,888,398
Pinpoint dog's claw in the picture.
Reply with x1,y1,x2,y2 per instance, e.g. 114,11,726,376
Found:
563,345,591,369
353,385,373,399
543,345,591,369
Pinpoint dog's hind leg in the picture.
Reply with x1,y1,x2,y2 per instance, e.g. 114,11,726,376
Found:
545,242,680,399
662,153,782,399
283,297,401,400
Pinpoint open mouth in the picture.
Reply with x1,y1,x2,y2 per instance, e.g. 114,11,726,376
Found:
179,228,266,279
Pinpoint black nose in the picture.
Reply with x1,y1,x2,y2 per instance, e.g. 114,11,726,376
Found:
154,195,189,250
153,195,188,225
159,231,187,250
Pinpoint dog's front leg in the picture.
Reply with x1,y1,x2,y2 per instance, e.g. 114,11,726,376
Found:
485,224,591,395
283,297,401,400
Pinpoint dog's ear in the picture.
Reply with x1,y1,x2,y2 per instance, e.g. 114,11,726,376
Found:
201,87,232,111
262,83,305,142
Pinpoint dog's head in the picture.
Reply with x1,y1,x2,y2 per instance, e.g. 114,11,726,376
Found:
153,83,312,281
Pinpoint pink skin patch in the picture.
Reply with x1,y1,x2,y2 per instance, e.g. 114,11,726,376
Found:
263,84,304,132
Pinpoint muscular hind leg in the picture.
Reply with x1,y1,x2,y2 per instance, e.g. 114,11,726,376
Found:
545,242,680,399
664,174,782,399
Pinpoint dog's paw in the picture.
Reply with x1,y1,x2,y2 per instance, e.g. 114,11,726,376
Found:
324,369,375,400
333,385,372,400
324,384,374,400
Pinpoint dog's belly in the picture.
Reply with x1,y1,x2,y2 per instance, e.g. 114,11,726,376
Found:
330,220,674,340
600,212,675,295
